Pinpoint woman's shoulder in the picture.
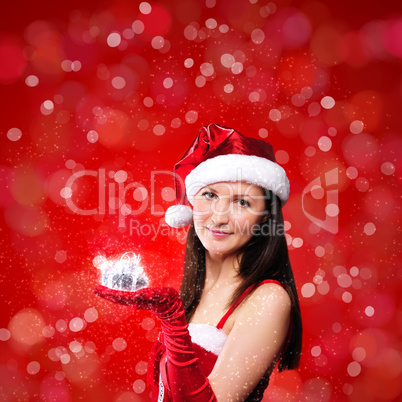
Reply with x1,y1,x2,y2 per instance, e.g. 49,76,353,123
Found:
226,280,292,349
253,280,290,300
238,281,291,319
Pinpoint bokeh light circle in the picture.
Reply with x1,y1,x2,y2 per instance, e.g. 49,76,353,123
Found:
111,77,126,89
151,36,165,50
342,292,353,303
365,306,375,317
275,150,289,164
135,361,148,375
337,274,352,288
305,146,316,157
251,29,265,44
87,130,99,143
184,58,194,68
364,222,376,235
114,170,128,183
133,187,148,202
8,308,45,346
352,347,366,362
69,317,84,332
311,346,321,357
141,317,156,331
7,128,22,141
25,75,39,87
195,75,206,87
315,246,325,257
27,361,40,375
163,77,173,88
184,24,198,41
171,118,182,128
347,361,361,377
112,338,127,351
318,136,332,152
133,379,146,393
321,96,335,109
69,341,82,353
139,2,152,14
84,307,98,323
325,203,339,217
221,54,235,68
205,18,217,29
42,325,55,338
185,110,198,124
350,120,364,134
200,62,214,77
56,320,67,334
107,33,121,48
356,177,369,192
0,328,11,341
311,185,324,200
346,166,358,179
301,283,315,298
269,109,281,122
132,20,145,34
381,162,395,175
153,124,165,136
231,62,243,74
224,84,234,93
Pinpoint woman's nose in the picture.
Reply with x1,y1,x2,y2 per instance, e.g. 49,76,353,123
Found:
211,198,230,224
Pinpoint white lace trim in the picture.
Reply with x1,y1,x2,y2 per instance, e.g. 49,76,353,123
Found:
188,323,228,356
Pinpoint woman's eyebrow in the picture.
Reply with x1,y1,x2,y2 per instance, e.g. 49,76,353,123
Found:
235,193,263,201
213,189,259,199
203,185,262,199
202,186,213,192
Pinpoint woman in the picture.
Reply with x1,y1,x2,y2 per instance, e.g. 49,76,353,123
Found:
95,123,302,401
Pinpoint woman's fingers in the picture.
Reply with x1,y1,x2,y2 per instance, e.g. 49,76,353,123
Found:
93,285,180,314
134,287,179,303
93,285,139,306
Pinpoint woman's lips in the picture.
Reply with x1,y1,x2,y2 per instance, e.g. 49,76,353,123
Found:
208,228,232,238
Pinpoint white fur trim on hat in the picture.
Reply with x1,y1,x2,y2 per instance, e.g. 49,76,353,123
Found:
165,205,193,228
185,154,289,205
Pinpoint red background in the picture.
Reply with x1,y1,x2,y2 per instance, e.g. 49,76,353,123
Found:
0,0,401,401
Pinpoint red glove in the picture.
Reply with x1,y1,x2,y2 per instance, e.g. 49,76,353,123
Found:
94,285,217,402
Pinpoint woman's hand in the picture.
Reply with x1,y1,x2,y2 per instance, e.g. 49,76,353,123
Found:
94,283,217,401
93,284,179,315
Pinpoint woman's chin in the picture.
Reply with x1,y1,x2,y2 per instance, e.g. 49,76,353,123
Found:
204,243,238,259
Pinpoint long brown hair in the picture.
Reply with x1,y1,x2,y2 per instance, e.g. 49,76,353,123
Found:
179,190,302,371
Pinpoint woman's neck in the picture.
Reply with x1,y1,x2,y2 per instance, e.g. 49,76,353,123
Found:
204,252,241,290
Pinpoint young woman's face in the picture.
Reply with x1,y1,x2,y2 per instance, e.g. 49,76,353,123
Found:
192,181,268,257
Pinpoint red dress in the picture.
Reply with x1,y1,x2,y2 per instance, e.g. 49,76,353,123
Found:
147,280,290,401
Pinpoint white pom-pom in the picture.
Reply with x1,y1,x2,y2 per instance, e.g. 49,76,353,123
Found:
165,205,193,228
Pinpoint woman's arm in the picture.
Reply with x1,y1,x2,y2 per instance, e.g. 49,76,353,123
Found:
94,282,291,402
208,282,291,401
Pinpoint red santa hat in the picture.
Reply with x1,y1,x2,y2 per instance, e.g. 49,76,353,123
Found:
165,123,290,228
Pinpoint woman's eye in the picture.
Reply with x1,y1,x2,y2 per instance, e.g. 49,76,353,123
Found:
202,192,215,200
236,199,250,207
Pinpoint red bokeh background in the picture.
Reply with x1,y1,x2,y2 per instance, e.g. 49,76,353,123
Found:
1,0,401,401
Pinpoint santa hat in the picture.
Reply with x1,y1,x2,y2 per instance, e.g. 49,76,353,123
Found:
165,123,290,228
